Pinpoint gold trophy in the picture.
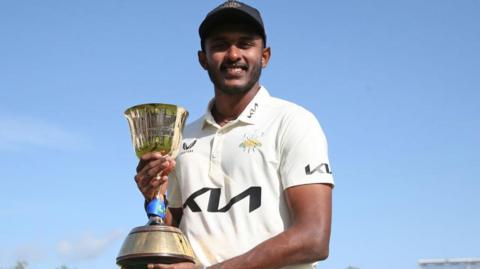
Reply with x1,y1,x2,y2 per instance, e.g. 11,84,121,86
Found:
117,104,195,268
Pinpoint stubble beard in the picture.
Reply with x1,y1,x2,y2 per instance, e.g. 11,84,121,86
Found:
207,60,262,95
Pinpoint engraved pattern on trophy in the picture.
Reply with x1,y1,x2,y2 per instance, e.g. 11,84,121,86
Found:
125,104,182,157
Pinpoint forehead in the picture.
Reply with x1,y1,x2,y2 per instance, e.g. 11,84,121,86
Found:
206,23,263,42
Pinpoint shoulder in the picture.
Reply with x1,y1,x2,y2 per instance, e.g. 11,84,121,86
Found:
267,95,320,128
264,94,327,149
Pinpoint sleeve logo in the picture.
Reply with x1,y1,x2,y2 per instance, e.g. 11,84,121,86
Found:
305,163,332,175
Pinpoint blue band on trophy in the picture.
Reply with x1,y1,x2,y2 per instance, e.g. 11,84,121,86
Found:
146,198,166,218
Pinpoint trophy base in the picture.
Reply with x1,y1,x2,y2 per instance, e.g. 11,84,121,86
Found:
117,224,195,268
117,254,193,268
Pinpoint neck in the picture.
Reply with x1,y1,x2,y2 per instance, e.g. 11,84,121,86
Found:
212,83,261,126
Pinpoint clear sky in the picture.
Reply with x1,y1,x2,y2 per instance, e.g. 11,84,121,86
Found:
0,1,479,269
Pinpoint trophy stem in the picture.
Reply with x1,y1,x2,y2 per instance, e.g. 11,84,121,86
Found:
146,197,167,221
148,215,164,225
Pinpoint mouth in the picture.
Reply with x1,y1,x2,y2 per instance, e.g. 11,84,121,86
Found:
221,63,248,77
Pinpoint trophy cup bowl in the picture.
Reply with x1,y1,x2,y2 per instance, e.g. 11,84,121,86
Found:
117,103,195,268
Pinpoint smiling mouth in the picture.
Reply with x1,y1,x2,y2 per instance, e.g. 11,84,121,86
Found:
221,64,248,77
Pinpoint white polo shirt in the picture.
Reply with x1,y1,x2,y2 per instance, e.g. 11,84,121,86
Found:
167,87,334,269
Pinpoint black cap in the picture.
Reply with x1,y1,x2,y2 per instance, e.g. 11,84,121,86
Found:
199,1,266,47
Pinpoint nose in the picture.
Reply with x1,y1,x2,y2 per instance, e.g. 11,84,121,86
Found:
226,45,241,61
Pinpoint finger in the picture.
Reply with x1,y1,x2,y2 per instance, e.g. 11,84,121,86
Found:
137,154,164,174
147,264,171,269
135,171,160,198
144,180,167,200
160,161,174,177
134,177,159,201
135,156,174,200
138,176,169,200
143,158,171,176
144,172,169,199
136,158,167,187
141,151,165,161
149,177,167,188
137,152,166,172
145,163,166,178
147,263,194,269
139,155,173,176
143,161,174,188
137,152,156,172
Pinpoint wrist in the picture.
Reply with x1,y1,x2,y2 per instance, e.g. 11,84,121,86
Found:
144,194,168,209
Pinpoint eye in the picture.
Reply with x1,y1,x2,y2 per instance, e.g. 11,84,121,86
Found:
209,41,229,51
237,40,255,49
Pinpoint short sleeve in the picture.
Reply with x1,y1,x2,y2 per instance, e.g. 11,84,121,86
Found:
166,170,183,208
279,106,334,189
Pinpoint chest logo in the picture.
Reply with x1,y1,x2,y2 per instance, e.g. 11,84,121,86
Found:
239,131,264,153
183,140,197,150
183,186,261,213
180,139,197,155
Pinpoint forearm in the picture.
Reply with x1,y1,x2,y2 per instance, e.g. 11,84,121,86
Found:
164,208,176,226
209,184,332,269
209,224,329,269
165,207,183,227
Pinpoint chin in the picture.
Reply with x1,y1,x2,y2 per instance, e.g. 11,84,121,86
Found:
219,84,251,95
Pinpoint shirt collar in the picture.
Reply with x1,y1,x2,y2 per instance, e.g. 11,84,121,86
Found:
202,86,270,129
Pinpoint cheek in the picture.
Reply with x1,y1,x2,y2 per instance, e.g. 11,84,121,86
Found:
208,53,225,66
247,51,264,64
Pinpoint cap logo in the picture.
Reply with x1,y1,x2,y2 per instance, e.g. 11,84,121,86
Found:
220,1,241,9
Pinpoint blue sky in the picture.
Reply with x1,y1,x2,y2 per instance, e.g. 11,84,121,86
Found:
0,1,479,269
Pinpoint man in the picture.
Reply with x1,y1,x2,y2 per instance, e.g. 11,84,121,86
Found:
134,1,334,269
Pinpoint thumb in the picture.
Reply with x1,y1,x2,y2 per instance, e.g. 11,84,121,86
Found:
148,264,170,269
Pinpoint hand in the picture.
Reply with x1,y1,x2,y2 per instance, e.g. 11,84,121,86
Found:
146,262,203,269
121,263,203,269
134,152,176,201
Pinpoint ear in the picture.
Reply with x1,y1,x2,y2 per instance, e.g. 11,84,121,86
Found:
198,50,208,70
261,47,271,68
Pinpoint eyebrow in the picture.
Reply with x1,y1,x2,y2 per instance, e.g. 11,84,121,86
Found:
208,35,261,43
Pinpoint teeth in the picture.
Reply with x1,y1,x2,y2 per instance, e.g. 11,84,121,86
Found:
227,67,243,72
